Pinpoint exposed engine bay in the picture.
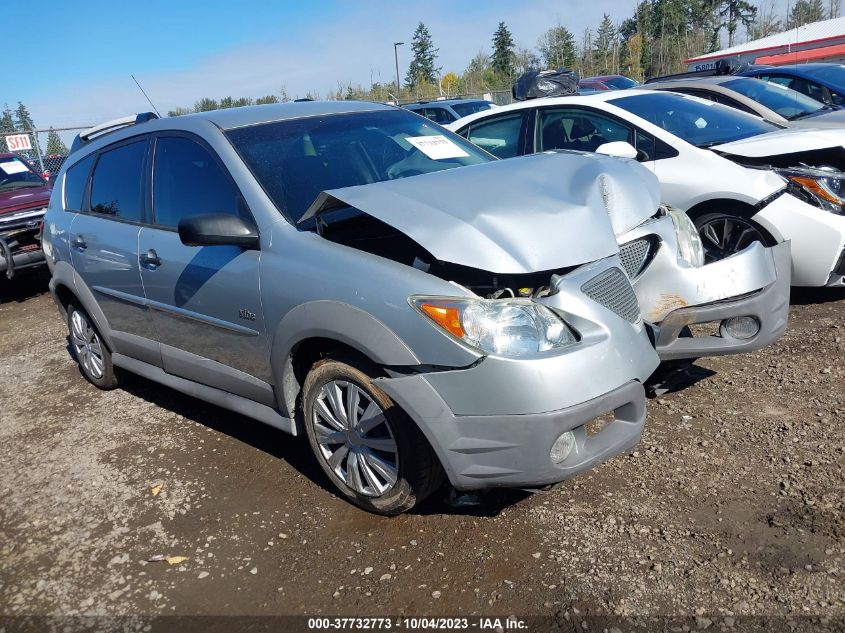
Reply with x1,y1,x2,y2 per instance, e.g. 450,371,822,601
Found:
303,206,569,299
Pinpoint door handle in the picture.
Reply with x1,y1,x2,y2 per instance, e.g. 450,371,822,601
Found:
70,236,87,252
139,249,162,269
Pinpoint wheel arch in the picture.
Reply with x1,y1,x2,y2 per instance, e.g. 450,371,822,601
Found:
270,301,421,419
686,198,781,245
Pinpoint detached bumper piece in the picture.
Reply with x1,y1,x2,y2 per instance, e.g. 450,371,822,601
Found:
655,241,792,360
378,376,646,491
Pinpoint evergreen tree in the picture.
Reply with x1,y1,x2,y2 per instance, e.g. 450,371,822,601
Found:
0,106,14,153
255,95,280,105
538,25,577,69
14,101,35,131
194,98,219,112
594,14,617,73
491,22,516,79
788,0,827,27
46,128,68,155
405,22,439,88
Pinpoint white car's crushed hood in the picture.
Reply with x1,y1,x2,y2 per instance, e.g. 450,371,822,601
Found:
301,152,660,274
712,128,845,158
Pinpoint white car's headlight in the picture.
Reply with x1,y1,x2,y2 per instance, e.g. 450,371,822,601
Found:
777,166,845,215
411,296,577,357
666,206,705,267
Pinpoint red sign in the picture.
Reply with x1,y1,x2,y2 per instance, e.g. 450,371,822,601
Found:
5,134,32,151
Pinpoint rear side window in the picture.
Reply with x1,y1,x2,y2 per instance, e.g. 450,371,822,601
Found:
153,136,241,228
90,141,147,221
63,154,95,212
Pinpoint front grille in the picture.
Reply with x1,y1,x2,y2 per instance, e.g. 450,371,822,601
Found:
834,249,845,276
581,267,640,323
618,236,655,279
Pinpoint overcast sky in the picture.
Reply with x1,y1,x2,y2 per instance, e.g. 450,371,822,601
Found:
6,0,794,131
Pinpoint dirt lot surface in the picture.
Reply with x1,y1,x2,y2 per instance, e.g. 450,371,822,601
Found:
1,269,843,632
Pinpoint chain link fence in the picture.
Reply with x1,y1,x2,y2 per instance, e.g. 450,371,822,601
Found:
1,127,89,182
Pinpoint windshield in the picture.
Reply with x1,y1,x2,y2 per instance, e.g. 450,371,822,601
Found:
451,101,495,118
603,76,638,89
226,109,491,223
723,78,826,120
610,92,777,147
0,156,45,192
803,64,845,84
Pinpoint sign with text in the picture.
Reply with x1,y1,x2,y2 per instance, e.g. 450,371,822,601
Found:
5,134,32,151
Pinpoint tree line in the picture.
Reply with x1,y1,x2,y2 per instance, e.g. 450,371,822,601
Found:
0,102,68,156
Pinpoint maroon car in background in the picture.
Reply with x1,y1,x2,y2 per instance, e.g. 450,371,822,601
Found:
578,74,639,91
0,153,52,280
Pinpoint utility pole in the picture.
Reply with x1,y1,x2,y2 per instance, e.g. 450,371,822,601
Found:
393,42,404,101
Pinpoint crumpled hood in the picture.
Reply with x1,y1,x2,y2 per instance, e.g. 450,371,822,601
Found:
301,152,659,274
712,128,845,158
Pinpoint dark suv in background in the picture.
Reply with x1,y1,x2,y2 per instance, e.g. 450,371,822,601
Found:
0,153,51,279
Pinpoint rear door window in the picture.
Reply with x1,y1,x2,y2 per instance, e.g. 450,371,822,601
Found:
152,136,242,228
90,140,147,222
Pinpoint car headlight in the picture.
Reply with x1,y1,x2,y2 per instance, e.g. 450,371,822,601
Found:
777,166,845,215
410,296,578,357
666,206,705,267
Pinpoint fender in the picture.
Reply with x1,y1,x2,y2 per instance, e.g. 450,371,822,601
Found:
48,260,117,352
270,300,421,416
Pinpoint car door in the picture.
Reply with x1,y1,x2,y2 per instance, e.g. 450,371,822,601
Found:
464,111,530,158
67,137,158,360
137,132,273,405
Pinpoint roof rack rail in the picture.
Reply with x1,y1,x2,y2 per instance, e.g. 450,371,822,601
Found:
644,60,763,84
70,112,159,154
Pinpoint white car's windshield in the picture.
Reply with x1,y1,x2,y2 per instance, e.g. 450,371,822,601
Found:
722,78,827,120
226,109,491,223
610,92,778,147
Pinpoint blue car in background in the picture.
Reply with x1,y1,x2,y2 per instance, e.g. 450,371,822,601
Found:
740,63,845,106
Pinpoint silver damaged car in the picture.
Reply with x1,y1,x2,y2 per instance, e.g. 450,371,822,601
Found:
43,102,660,514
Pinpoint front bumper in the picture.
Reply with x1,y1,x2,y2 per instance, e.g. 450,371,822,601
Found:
0,208,46,279
620,214,789,360
751,192,845,287
655,241,791,360
375,254,658,491
377,374,646,490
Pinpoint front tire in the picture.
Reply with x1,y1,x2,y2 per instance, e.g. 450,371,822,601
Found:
694,211,775,263
302,355,443,515
67,302,121,390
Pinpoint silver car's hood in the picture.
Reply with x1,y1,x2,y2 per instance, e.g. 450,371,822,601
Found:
301,152,657,274
711,128,845,157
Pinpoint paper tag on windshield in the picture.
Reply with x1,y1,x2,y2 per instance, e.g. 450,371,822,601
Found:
0,160,29,175
406,135,469,160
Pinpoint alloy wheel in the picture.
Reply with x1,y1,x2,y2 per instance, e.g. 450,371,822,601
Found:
70,310,105,380
698,215,765,263
311,380,399,497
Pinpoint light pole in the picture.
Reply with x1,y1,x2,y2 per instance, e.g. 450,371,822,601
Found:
393,42,404,100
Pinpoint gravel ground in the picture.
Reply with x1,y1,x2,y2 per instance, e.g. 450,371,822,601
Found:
0,269,843,632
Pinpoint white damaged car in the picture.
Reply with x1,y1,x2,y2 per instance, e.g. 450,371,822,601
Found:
445,106,791,361
448,89,844,288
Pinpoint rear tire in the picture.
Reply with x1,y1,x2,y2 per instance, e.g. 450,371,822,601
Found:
302,354,443,515
67,302,121,390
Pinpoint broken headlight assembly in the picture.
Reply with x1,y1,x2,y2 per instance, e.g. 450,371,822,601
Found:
411,296,578,357
778,166,845,215
665,206,705,267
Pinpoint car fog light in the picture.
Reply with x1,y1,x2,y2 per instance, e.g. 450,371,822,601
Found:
550,431,576,464
721,316,760,340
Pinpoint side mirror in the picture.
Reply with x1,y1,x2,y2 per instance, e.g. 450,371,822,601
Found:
595,141,639,160
178,213,259,249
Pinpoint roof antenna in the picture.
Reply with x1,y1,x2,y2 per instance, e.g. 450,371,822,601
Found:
131,74,162,117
